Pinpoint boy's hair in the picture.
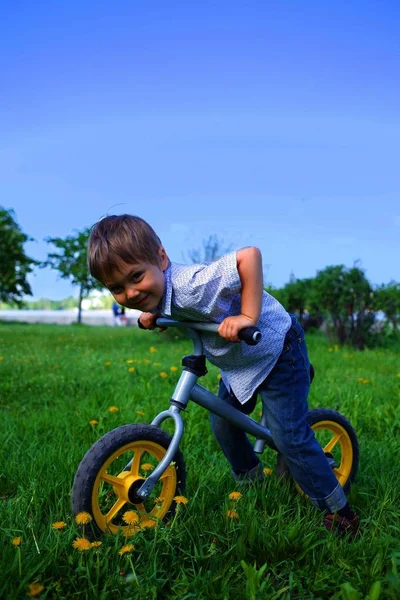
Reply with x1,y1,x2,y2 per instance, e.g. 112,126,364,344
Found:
88,214,163,283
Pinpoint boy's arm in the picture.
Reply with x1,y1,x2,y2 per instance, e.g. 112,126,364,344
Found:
218,247,263,343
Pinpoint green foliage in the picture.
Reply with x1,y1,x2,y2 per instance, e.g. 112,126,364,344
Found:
373,282,400,331
0,206,38,306
43,228,103,321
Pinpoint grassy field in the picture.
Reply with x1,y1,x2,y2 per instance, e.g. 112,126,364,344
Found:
1,322,400,600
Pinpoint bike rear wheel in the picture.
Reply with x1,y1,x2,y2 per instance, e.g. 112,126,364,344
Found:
72,424,186,538
276,408,359,495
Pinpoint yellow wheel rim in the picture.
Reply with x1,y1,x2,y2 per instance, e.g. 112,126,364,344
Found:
91,440,178,536
295,420,354,496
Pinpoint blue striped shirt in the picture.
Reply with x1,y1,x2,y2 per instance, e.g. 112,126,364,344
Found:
159,251,291,404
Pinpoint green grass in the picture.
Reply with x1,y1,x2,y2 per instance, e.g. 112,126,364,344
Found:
1,323,400,599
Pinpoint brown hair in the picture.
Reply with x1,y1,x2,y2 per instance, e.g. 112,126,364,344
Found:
88,214,163,283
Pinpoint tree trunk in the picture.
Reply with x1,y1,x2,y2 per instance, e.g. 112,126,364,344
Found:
77,284,83,324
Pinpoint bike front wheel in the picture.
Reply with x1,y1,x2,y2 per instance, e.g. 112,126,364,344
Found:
72,424,186,538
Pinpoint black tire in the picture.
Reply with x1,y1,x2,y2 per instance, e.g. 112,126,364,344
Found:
276,408,359,495
72,424,186,539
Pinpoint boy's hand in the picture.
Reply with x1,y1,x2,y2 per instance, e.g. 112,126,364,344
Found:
138,312,165,331
218,315,256,343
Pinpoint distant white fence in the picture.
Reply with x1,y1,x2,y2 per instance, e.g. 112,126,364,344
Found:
0,309,141,327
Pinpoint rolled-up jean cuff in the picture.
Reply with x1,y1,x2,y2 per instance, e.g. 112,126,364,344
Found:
309,482,347,512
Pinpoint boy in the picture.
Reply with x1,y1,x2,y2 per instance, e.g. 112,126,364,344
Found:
88,214,359,536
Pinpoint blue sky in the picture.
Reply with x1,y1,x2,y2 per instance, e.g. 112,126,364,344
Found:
1,1,399,300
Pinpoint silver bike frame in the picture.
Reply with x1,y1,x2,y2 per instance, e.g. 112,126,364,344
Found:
136,319,276,500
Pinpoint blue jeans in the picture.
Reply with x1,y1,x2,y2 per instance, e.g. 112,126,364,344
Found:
210,314,347,512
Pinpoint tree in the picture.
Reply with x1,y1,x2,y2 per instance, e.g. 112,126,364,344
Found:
311,263,373,349
374,281,400,334
43,227,103,323
187,233,233,264
0,206,38,306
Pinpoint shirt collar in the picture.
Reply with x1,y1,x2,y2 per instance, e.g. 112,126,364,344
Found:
160,261,172,316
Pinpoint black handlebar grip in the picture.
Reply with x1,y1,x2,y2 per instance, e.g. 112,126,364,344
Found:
238,326,262,345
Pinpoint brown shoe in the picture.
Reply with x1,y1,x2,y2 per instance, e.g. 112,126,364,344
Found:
323,512,360,537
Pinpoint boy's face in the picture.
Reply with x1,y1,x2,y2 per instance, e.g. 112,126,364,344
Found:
105,248,168,312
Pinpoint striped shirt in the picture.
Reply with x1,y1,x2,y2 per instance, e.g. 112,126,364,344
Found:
159,251,291,404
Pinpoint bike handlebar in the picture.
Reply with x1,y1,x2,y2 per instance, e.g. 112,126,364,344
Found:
147,318,262,346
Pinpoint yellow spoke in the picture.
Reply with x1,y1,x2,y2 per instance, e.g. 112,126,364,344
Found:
323,432,342,454
130,450,143,476
106,497,126,523
100,472,126,489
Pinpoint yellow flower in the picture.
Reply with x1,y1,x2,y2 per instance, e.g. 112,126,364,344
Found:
226,509,239,519
91,541,102,548
170,366,178,372
136,410,145,417
75,511,93,525
126,359,136,364
52,521,67,530
0,356,3,361
89,419,98,426
174,495,188,504
122,511,140,525
396,373,400,378
217,373,221,380
11,536,22,546
128,367,135,373
108,406,119,413
159,372,168,379
263,468,272,476
141,463,154,472
119,543,134,555
104,361,111,366
328,348,333,353
72,537,92,551
149,346,158,353
154,497,163,504
27,582,45,597
228,491,242,501
142,358,151,364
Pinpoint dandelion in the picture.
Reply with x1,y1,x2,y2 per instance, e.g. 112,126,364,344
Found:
217,373,221,380
119,543,134,556
154,497,163,505
104,361,111,366
72,537,92,552
11,537,22,546
108,406,119,413
126,359,136,364
52,521,67,530
328,348,333,353
122,511,140,525
89,419,98,426
0,356,3,361
149,346,158,353
136,410,145,417
174,495,188,504
91,541,102,548
143,358,151,364
128,367,135,373
170,366,178,372
75,512,92,525
228,491,242,501
226,509,239,519
141,463,154,472
27,582,45,597
263,468,272,476
159,372,168,379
